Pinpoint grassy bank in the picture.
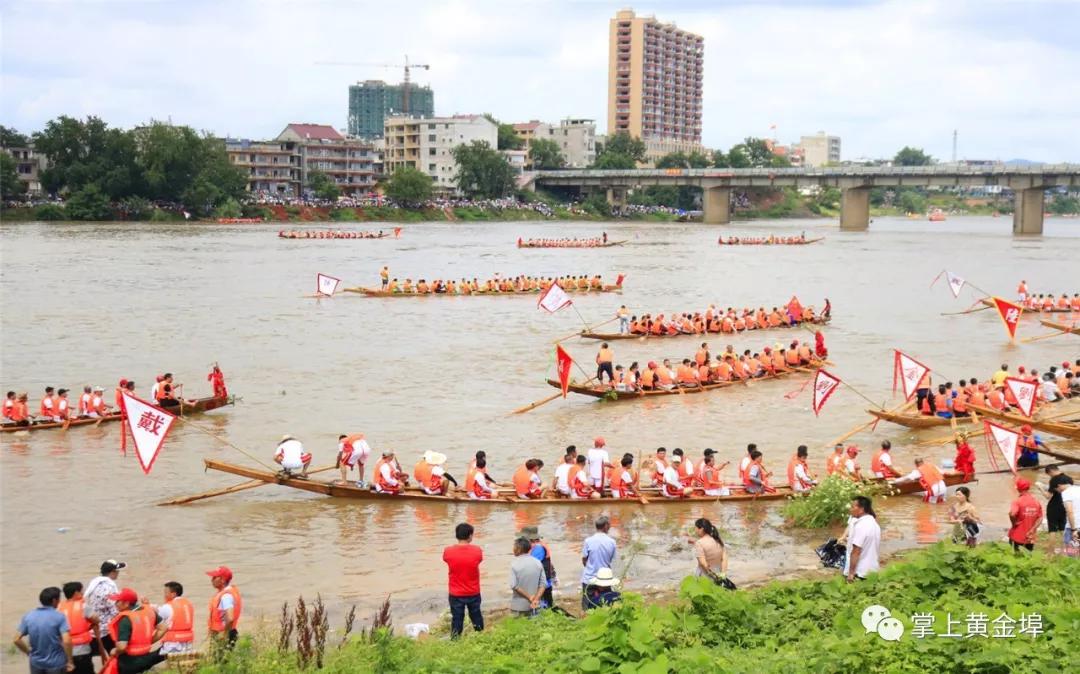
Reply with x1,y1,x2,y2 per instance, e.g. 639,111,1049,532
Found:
200,543,1077,674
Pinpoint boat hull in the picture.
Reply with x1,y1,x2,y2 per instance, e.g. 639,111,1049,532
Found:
967,404,1080,441
518,240,627,249
579,317,831,341
865,409,979,430
344,284,623,297
718,237,824,246
1039,319,1080,335
1,395,234,434
547,362,821,400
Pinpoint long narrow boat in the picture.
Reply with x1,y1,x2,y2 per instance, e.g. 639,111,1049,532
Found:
967,404,1080,441
869,398,1077,432
718,237,824,246
204,459,973,505
278,231,393,240
1039,318,1080,335
1,395,234,434
547,363,821,400
579,316,831,341
979,298,1078,314
344,282,624,297
518,240,627,249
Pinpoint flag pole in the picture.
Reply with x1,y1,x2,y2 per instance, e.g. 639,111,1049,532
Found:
172,417,278,471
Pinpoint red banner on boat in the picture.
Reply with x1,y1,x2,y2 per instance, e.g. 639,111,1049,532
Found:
811,370,841,416
393,227,402,238
991,297,1022,340
1004,377,1037,417
555,345,573,398
893,350,930,401
316,273,341,297
121,393,177,474
786,296,803,323
538,282,572,314
984,420,1020,474
615,273,625,286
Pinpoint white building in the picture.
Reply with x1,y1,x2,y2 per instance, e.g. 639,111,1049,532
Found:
383,114,498,191
796,132,841,167
512,118,597,168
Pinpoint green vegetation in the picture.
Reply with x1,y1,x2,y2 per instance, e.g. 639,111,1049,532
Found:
592,132,647,170
782,475,888,528
894,146,933,166
528,138,565,170
214,197,244,219
384,167,434,206
451,140,517,198
33,203,66,220
0,124,30,148
63,184,112,220
307,170,341,201
715,137,791,169
1,152,26,198
198,543,1078,674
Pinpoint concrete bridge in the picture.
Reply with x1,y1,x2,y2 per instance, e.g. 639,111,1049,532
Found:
531,164,1080,234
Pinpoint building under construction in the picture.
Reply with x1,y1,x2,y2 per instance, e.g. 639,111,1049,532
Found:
348,80,435,139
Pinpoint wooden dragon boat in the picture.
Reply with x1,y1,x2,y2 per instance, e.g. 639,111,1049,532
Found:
204,459,975,504
967,404,1080,442
718,236,824,246
1,395,234,434
1039,318,1080,335
517,240,627,249
979,298,1078,314
868,398,1077,432
344,281,624,297
579,316,830,341
546,362,822,400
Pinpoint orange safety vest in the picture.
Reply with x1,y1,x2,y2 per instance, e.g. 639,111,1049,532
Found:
870,450,892,476
414,460,433,485
372,457,398,492
656,368,674,385
569,465,592,497
916,463,944,491
934,395,950,413
826,453,843,475
208,586,242,632
785,350,800,366
58,599,92,646
652,457,667,485
700,464,722,490
39,395,56,417
952,394,967,414
163,597,194,643
609,467,632,495
108,605,156,655
10,401,28,422
787,457,812,489
676,459,693,485
512,465,538,497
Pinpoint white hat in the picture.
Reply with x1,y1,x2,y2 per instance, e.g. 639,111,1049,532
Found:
589,568,620,588
280,434,294,443
670,454,683,464
382,449,395,457
93,386,105,392
426,451,447,466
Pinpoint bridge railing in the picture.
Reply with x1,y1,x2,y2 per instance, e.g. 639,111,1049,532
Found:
535,164,1080,179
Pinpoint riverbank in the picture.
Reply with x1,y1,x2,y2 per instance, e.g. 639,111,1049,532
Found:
197,543,1076,674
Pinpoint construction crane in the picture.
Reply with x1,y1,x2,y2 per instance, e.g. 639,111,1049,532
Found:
315,55,431,113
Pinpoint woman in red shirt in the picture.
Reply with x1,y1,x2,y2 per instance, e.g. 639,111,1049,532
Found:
953,432,976,482
442,523,484,638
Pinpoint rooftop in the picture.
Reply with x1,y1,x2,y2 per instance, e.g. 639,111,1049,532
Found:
282,123,344,141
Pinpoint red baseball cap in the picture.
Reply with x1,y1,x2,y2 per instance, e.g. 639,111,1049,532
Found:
1015,478,1031,492
594,437,605,447
846,445,860,455
205,566,233,582
108,588,139,603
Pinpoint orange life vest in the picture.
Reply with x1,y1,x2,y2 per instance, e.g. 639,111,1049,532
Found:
787,457,812,489
208,586,242,632
916,463,944,491
109,605,156,655
569,465,592,497
373,457,400,493
10,401,28,422
163,597,194,643
512,465,539,497
934,395,950,413
826,452,843,475
870,450,892,476
58,599,92,646
952,394,967,414
609,467,633,495
785,350,800,366
39,395,56,417
676,458,693,486
699,464,723,490
652,457,667,485
656,367,674,385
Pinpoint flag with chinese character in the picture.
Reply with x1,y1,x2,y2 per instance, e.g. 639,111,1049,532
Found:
945,272,965,298
811,370,841,416
984,420,1020,473
122,393,177,474
1004,377,1037,417
316,273,341,297
893,350,930,401
538,282,572,314
555,345,573,398
992,297,1023,340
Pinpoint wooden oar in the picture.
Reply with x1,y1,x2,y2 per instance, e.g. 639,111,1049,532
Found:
636,448,649,504
555,316,618,343
158,464,338,505
510,376,597,415
940,304,992,317
1020,328,1071,344
824,399,914,448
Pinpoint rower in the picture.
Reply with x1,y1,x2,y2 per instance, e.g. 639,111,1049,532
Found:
114,380,128,411
39,386,57,421
842,446,863,481
617,305,630,334
743,449,770,494
468,456,496,499
663,454,693,498
871,440,902,479
337,433,372,486
586,437,612,489
373,449,408,495
596,344,615,385
737,444,756,483
893,457,947,504
415,451,452,496
787,445,817,492
673,448,694,487
554,446,577,497
695,343,710,367
1017,424,1042,468
512,459,546,499
609,455,638,498
569,455,599,500
55,389,70,422
651,447,668,487
698,453,729,496
274,435,312,477
380,266,389,289
150,375,164,403
157,374,180,409
825,443,844,476
3,391,14,420
10,393,29,426
88,387,108,418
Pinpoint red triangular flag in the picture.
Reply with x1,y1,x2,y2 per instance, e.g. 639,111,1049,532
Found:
984,420,1021,474
893,350,930,401
991,297,1022,340
811,370,841,416
555,345,573,398
122,393,177,474
615,273,625,286
1004,377,1037,417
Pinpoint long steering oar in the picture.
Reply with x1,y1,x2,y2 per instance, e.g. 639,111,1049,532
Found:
157,464,338,505
1020,327,1072,344
510,376,598,415
554,316,618,343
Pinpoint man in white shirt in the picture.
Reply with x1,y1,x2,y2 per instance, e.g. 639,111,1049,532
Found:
662,455,692,498
1040,375,1063,403
845,496,881,581
274,435,311,476
1057,477,1079,552
586,437,612,488
554,446,577,497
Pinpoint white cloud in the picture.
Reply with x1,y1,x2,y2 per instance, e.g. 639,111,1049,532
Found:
2,0,1077,161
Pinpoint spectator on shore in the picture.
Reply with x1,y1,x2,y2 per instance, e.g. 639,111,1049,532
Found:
1035,465,1069,533
523,526,557,608
581,516,617,611
84,559,124,659
844,496,881,582
690,517,728,579
443,523,484,638
948,487,981,547
58,581,98,674
1056,475,1079,554
509,537,546,618
14,586,74,674
1008,478,1043,552
582,569,622,610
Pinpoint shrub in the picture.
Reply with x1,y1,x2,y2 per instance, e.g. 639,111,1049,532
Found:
64,184,112,220
34,203,67,220
782,474,889,528
214,197,243,219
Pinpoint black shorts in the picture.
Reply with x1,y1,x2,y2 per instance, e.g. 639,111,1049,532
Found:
1011,541,1034,552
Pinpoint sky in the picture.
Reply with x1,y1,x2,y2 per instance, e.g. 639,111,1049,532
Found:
2,0,1079,161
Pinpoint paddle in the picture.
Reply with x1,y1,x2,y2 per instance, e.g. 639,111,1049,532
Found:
939,305,992,316
1020,328,1071,344
825,399,915,448
636,448,649,504
511,376,598,415
556,316,619,343
157,464,338,505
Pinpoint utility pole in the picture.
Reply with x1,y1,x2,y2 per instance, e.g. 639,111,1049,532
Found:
952,129,958,164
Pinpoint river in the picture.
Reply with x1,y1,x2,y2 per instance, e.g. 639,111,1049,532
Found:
1,216,1078,649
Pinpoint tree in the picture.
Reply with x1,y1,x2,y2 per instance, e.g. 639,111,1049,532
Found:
655,152,689,169
528,138,564,169
451,140,516,198
591,152,637,170
894,147,933,166
33,115,140,197
0,125,29,148
307,170,341,201
600,132,647,164
497,124,524,151
897,189,928,214
687,151,711,168
732,137,790,168
712,150,730,168
64,184,112,220
135,122,208,201
1,152,27,199
726,146,750,168
385,166,434,205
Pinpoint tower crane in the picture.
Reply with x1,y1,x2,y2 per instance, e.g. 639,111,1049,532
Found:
315,55,431,112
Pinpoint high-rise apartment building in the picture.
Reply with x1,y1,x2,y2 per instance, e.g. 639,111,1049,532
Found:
607,9,704,163
348,80,435,138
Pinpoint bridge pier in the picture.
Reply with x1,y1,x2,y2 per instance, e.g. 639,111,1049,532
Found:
839,186,870,231
606,187,628,208
703,186,731,224
1012,187,1045,235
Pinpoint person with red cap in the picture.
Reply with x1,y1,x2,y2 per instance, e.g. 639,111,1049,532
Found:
841,446,863,482
206,566,241,646
1017,425,1043,468
102,587,165,674
586,437,612,489
1008,479,1043,551
114,380,128,412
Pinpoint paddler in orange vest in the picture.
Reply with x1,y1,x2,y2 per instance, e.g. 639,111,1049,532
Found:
373,449,409,495
569,455,600,499
39,386,57,421
414,451,453,495
742,449,771,495
512,459,546,499
59,581,101,672
336,433,372,486
596,343,615,385
697,452,730,496
841,446,863,481
380,266,390,289
738,444,757,484
3,390,14,420
609,454,638,498
154,581,195,656
894,458,948,503
870,440,902,479
787,445,817,492
650,447,668,486
8,392,30,426
467,456,498,499
101,587,165,674
206,566,241,645
662,454,693,498
88,387,108,418
1016,280,1028,303
825,443,844,475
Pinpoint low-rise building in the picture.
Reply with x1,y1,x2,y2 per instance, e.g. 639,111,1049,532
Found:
512,118,597,168
383,114,498,191
3,146,47,195
225,138,300,195
796,132,841,167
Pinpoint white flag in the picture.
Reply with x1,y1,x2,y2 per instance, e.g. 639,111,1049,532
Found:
811,370,841,417
985,421,1020,473
945,271,965,298
182,211,192,220
1004,377,1037,417
537,282,572,314
894,350,930,401
122,393,177,474
316,273,341,297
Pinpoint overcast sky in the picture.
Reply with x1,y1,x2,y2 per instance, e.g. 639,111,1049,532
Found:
2,0,1078,161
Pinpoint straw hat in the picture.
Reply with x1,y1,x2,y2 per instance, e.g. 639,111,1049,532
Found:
589,568,620,588
670,454,683,464
426,451,447,466
280,434,294,443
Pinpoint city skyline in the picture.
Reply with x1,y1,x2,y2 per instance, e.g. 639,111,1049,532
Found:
2,0,1078,161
